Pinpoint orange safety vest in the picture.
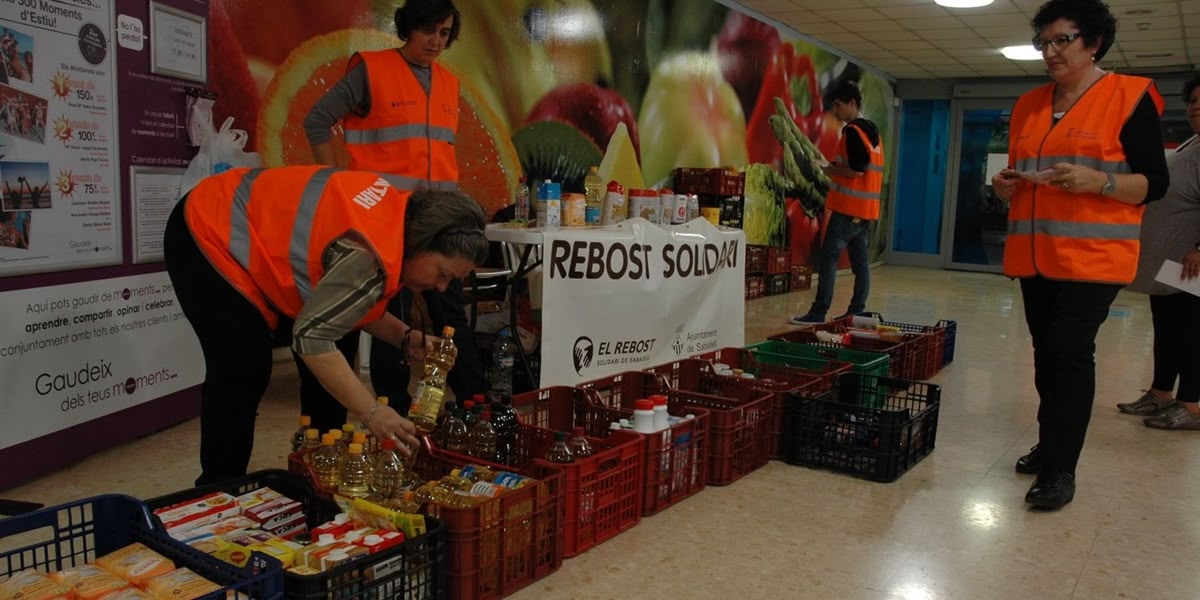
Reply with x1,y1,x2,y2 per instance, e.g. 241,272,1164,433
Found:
342,49,459,191
825,122,884,221
1003,74,1163,285
185,166,409,330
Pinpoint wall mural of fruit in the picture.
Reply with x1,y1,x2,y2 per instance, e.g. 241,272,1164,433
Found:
208,0,894,259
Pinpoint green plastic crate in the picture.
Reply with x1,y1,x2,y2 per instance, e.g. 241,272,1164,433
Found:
746,341,890,379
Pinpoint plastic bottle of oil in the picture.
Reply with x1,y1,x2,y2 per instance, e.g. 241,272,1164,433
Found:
338,442,372,498
491,397,519,466
291,415,312,451
329,429,348,460
298,428,321,461
584,165,604,226
545,431,575,463
467,408,498,463
371,437,403,501
391,490,422,513
408,326,458,432
442,406,469,453
311,433,342,489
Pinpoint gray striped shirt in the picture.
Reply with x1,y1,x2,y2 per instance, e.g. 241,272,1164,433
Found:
291,235,386,355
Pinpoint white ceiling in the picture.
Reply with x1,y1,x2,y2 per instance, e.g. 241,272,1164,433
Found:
733,0,1200,80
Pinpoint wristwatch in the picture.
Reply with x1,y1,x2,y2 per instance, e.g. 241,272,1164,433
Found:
1100,172,1116,195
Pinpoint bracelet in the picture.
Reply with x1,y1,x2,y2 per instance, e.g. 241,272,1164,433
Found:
361,402,381,428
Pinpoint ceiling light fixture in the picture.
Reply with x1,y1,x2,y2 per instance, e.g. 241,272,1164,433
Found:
1001,45,1042,60
934,0,994,7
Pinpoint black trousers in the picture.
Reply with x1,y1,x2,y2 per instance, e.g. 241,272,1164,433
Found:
291,271,487,428
1020,276,1122,476
164,198,275,486
1150,292,1200,404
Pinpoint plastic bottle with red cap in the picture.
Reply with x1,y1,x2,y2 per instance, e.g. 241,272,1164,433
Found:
633,399,657,434
650,395,670,431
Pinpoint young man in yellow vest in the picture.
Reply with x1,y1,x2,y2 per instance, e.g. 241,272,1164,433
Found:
792,81,884,324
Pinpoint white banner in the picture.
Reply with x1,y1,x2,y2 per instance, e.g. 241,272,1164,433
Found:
540,218,745,387
0,272,203,450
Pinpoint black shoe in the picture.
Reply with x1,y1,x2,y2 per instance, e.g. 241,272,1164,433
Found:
1014,445,1043,475
1025,472,1075,509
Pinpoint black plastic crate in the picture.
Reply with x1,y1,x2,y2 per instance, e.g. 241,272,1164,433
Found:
146,469,446,600
785,374,940,482
0,494,284,599
938,319,957,366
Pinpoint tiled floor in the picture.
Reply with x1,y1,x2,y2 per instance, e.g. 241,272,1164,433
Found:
5,265,1199,599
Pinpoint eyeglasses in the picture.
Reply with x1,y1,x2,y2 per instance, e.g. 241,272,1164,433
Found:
1032,32,1081,52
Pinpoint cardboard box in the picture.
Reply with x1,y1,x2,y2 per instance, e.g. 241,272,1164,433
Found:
154,492,240,536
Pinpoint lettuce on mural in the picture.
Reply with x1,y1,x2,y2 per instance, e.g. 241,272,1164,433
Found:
207,0,894,264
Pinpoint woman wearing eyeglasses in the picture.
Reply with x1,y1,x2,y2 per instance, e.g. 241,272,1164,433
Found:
990,0,1169,510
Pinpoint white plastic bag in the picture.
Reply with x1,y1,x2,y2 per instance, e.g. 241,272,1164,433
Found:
179,116,261,196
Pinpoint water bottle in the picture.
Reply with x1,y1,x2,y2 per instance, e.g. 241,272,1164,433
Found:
490,330,516,400
514,176,530,224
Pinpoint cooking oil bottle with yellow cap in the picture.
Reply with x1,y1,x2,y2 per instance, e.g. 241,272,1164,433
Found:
408,326,458,431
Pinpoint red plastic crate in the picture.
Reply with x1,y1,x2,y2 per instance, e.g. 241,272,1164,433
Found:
746,245,768,274
861,313,949,379
768,329,920,380
408,439,563,600
578,371,773,486
289,447,558,600
693,346,852,393
767,246,791,274
745,274,765,300
426,421,642,560
646,357,827,460
514,386,709,516
791,265,812,291
709,169,744,196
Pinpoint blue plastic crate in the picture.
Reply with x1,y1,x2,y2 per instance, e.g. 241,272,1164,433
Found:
0,494,283,599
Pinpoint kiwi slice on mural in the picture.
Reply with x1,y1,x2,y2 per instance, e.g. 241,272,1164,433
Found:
512,121,603,192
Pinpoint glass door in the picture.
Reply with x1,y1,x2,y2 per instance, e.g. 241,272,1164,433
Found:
943,102,1012,272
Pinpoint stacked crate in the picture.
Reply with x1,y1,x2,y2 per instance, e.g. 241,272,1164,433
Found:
672,167,744,228
745,245,767,300
765,247,791,296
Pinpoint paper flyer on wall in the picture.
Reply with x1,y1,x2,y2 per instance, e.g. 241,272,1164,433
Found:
0,1,120,275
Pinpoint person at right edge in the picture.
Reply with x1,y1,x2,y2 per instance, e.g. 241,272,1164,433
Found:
302,0,486,429
991,0,1169,510
792,80,883,324
1118,74,1200,430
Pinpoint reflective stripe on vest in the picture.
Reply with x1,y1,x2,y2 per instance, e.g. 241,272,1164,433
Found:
1008,219,1141,240
1002,74,1161,284
289,168,337,301
342,50,458,188
344,122,456,145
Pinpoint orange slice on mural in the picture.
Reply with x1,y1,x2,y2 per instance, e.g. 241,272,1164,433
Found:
256,28,520,217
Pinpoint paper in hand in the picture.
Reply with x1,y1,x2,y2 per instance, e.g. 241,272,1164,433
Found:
1015,168,1058,185
1154,260,1200,298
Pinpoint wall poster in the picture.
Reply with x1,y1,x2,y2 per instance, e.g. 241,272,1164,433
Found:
0,0,120,276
